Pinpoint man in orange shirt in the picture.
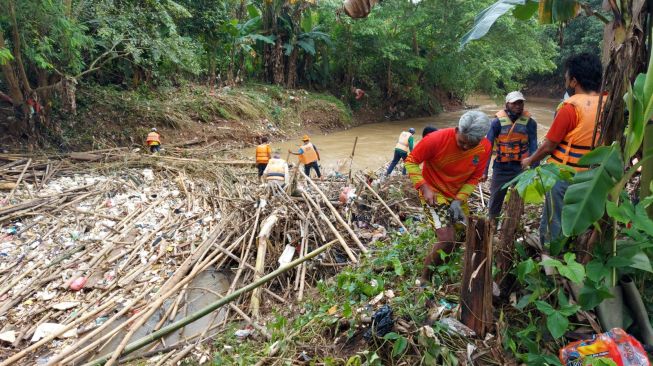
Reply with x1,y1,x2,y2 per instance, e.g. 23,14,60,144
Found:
405,111,492,284
521,53,603,244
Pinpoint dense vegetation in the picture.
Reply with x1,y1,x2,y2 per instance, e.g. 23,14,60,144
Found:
0,0,564,142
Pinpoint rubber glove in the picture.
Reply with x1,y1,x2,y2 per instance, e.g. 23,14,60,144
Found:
448,200,466,225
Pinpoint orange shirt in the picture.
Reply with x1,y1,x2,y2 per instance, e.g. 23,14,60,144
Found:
405,128,491,202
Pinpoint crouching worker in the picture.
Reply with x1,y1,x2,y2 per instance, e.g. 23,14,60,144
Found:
263,150,289,191
405,111,492,285
146,128,162,153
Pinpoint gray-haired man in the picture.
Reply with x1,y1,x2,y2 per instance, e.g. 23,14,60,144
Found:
405,111,492,284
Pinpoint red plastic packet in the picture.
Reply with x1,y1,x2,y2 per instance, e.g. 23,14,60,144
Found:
559,328,649,366
69,276,87,291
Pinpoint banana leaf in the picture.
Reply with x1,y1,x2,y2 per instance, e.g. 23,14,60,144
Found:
562,145,624,237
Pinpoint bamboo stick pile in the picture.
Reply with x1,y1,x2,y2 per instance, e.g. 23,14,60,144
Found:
0,150,413,365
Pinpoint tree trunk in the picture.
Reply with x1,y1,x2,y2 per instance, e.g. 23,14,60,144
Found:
273,38,285,85
495,188,523,296
286,47,298,88
0,26,28,135
460,217,493,337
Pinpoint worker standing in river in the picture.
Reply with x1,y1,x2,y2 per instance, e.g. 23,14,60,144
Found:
146,128,162,154
288,135,321,179
386,127,415,176
263,149,289,189
483,91,538,223
521,53,603,245
405,111,491,285
255,136,272,179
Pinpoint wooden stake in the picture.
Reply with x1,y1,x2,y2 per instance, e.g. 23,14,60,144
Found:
250,211,280,319
495,188,523,293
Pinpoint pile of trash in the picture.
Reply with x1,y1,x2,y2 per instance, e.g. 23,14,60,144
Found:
0,152,410,365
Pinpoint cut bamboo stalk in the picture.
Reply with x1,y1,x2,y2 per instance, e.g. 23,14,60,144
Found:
250,211,280,319
0,298,117,366
83,239,338,366
301,171,367,253
302,191,358,263
7,158,31,200
357,176,407,232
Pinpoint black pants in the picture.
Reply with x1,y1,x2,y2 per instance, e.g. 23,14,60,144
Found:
150,145,161,153
256,163,267,177
488,164,522,219
386,150,408,175
304,161,321,178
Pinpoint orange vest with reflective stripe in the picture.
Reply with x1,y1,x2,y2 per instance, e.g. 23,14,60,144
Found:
548,94,602,171
266,158,286,181
146,132,161,145
494,110,531,163
300,142,318,164
255,144,271,164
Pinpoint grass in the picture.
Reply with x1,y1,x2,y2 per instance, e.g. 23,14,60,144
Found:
57,83,353,150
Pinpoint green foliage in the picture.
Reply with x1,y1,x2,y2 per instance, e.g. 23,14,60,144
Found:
624,49,653,159
504,163,575,204
0,47,12,65
562,145,624,236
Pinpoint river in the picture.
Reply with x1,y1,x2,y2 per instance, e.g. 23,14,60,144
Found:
241,95,559,172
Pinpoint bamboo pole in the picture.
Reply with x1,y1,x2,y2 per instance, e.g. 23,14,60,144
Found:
357,176,407,232
0,298,117,366
250,211,280,319
301,171,368,253
7,158,31,200
83,239,338,366
302,192,358,263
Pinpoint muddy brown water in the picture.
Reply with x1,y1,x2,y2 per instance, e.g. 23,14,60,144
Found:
241,95,559,172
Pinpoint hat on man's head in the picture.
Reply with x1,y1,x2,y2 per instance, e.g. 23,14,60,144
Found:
302,135,310,141
505,91,526,104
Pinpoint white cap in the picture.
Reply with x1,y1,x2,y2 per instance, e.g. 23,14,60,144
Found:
505,91,525,104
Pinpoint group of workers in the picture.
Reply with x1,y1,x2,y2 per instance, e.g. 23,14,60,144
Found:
255,134,322,188
387,52,603,284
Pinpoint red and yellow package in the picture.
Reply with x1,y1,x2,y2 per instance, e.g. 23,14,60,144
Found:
559,328,649,366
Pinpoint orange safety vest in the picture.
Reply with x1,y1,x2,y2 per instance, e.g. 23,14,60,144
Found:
548,94,602,171
266,158,286,181
494,110,531,163
255,144,271,164
395,131,412,153
146,132,161,145
300,142,318,164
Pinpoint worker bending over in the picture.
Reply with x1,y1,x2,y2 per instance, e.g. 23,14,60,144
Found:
386,127,415,176
263,150,289,189
405,111,491,284
289,135,321,178
146,128,162,154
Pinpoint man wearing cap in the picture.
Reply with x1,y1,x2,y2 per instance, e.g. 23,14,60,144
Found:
263,149,289,189
386,128,415,176
146,128,162,154
289,135,322,178
483,91,538,222
405,111,492,284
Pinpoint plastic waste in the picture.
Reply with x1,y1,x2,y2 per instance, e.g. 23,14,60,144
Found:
559,328,649,366
278,245,296,267
69,277,87,291
0,330,16,343
235,328,253,339
438,317,476,337
363,304,394,341
31,323,76,342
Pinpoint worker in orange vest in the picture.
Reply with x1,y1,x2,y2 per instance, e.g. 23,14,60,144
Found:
521,53,603,245
146,128,162,153
255,136,272,178
288,135,321,178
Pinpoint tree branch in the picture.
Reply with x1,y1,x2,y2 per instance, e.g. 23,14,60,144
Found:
8,0,33,94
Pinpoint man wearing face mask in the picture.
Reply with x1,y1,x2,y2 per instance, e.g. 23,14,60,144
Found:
521,53,603,245
405,111,492,284
483,91,538,222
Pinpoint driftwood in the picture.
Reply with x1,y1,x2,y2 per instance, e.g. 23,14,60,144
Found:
460,217,493,337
